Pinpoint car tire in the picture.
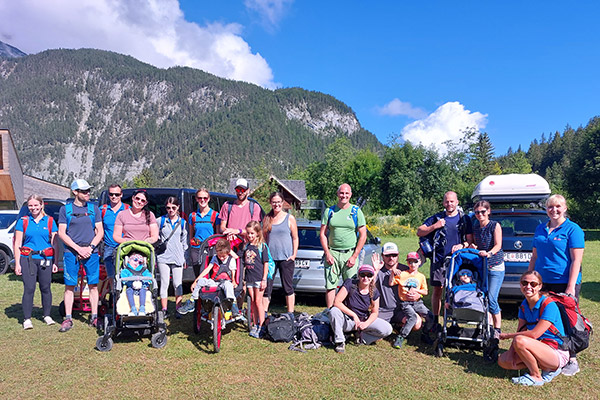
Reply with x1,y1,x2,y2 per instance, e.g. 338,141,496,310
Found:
0,248,10,275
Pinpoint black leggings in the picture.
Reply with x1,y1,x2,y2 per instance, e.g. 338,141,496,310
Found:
264,259,295,298
20,256,53,319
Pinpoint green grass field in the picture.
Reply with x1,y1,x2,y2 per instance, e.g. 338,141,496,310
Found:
0,236,598,399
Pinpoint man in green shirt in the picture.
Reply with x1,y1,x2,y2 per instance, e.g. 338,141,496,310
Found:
320,183,367,308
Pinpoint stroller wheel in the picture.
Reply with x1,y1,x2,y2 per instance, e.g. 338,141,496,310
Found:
58,301,66,318
96,336,113,352
151,331,167,349
433,339,444,358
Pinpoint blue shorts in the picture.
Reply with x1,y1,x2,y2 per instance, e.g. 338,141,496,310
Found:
64,252,100,286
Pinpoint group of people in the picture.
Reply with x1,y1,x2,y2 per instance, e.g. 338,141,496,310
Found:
13,178,585,383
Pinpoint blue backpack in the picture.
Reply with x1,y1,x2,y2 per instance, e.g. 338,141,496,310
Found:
65,202,96,229
257,243,276,280
326,204,360,237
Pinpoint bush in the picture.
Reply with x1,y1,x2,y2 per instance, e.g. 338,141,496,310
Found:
366,215,415,237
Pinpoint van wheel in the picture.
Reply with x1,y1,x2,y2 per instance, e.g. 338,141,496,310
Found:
0,249,10,274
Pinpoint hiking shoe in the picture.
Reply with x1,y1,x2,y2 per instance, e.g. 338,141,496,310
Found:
258,325,267,339
393,336,404,349
59,319,73,333
89,317,99,328
162,309,169,320
334,342,345,353
23,319,33,330
562,359,580,376
43,316,56,325
178,299,195,315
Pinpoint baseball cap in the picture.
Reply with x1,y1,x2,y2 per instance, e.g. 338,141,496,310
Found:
235,178,249,190
382,242,399,255
358,264,376,275
71,179,92,191
406,251,420,261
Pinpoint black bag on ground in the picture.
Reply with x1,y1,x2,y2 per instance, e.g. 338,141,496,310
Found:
267,313,296,342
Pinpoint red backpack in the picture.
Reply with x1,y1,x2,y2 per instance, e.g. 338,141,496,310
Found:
523,292,593,354
13,216,54,245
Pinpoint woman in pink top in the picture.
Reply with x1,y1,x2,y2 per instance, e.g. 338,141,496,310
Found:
113,190,159,244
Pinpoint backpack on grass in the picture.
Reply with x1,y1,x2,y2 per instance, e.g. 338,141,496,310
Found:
289,313,321,352
267,313,296,343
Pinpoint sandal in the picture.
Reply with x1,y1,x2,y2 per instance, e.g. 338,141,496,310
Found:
511,373,544,386
542,367,562,383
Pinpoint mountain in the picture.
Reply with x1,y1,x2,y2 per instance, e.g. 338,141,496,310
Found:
0,41,26,58
0,48,382,191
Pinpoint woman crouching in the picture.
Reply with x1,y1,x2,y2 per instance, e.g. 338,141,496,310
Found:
498,271,569,386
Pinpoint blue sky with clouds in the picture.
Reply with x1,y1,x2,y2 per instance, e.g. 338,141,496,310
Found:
2,0,599,154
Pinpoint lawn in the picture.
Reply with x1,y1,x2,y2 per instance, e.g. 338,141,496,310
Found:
0,236,598,399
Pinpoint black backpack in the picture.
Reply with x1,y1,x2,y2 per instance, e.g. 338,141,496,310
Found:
289,313,321,352
266,313,296,342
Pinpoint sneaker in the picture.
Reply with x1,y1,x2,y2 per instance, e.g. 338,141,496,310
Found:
129,307,138,317
162,309,169,320
231,303,240,316
89,316,99,328
43,316,56,325
178,299,195,315
23,319,33,330
334,342,345,353
562,359,580,376
59,319,73,333
249,326,260,338
393,336,405,349
258,325,267,339
138,306,146,316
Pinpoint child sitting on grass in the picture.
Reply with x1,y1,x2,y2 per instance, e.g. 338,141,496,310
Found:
178,238,238,315
121,251,152,316
390,251,433,348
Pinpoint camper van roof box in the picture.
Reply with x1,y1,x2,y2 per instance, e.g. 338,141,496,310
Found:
471,174,551,203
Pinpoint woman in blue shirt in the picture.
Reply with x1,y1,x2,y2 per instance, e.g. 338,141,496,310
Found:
498,271,569,386
528,194,584,376
13,195,59,330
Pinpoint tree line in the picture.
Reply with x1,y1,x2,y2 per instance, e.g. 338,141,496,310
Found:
294,117,600,229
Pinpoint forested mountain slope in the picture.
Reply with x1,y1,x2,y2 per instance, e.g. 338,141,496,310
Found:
0,48,382,190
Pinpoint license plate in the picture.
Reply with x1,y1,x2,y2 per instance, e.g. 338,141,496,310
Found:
295,259,310,269
504,252,532,263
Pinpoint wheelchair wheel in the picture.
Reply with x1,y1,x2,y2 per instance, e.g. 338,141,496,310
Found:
96,336,113,352
213,303,222,353
245,294,252,332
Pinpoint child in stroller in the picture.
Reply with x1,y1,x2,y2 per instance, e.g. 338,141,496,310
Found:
179,238,238,315
446,265,485,317
120,251,153,316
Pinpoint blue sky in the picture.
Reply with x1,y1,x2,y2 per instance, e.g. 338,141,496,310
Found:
2,0,599,154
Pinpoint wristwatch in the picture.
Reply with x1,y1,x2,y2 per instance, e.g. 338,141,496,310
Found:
90,244,97,251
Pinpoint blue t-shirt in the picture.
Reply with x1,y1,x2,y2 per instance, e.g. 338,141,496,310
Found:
189,209,219,247
15,215,58,260
58,203,102,253
533,218,585,284
422,211,473,264
443,214,461,256
102,203,128,248
518,296,566,347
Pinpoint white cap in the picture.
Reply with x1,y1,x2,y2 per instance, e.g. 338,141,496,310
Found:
235,178,249,190
71,179,92,191
382,242,399,255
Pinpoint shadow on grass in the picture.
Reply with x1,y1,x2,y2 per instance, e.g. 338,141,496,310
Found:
4,302,66,324
581,282,600,303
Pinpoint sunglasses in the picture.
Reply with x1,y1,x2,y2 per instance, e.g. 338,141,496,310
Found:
166,205,178,210
407,259,419,263
78,189,91,194
474,209,488,215
130,256,144,264
108,192,122,197
359,273,374,278
383,254,399,258
133,197,147,204
520,280,540,288
196,196,208,201
235,187,247,193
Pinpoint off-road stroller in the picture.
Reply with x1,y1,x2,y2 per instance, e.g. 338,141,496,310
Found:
192,234,249,352
434,248,498,361
96,240,167,351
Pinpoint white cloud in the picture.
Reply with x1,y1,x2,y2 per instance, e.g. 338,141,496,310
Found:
244,0,293,29
401,102,488,153
377,98,427,119
0,0,276,88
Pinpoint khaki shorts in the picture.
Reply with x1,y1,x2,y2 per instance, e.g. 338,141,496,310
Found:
324,249,359,290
